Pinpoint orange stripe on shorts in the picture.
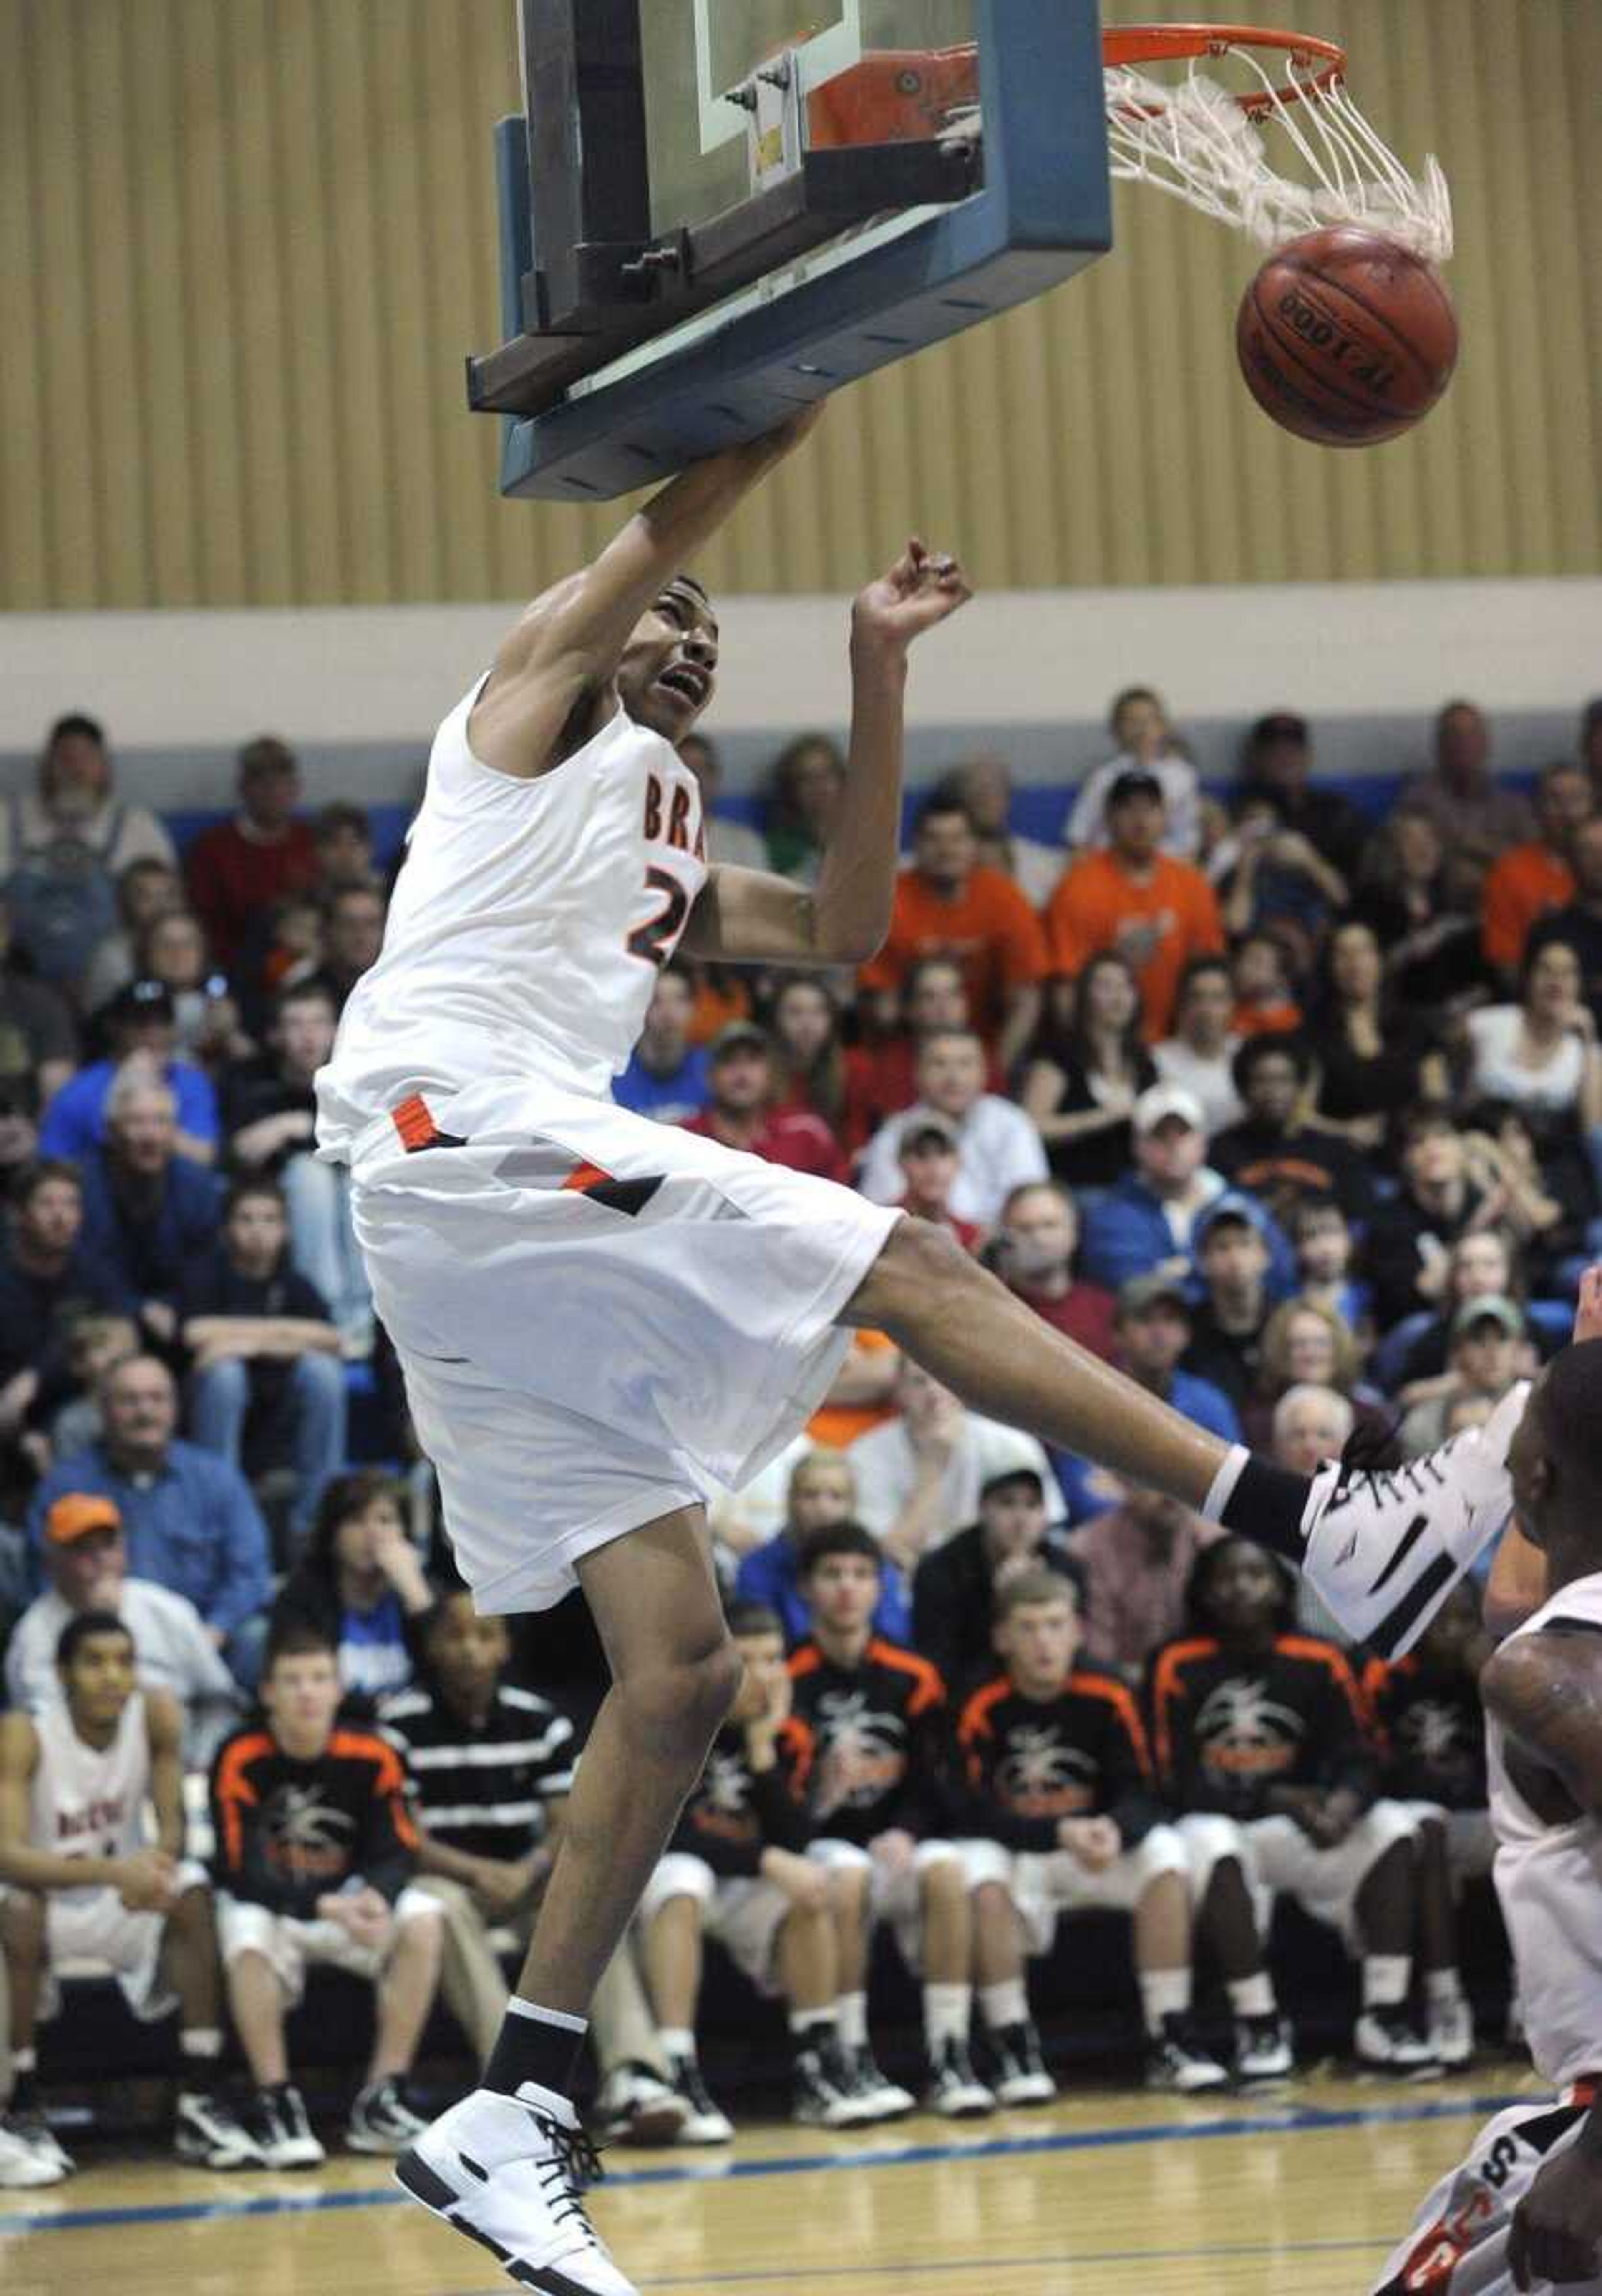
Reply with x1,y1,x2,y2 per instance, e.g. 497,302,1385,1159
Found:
392,1094,439,1152
563,1159,616,1193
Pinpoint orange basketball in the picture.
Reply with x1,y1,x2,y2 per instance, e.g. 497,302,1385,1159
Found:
1236,226,1458,447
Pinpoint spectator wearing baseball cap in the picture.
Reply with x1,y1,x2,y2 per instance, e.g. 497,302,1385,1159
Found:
891,1110,982,1253
5,1493,242,1760
1181,1198,1283,1413
1055,1274,1241,1527
1396,1295,1533,1461
1238,711,1370,888
38,979,221,1167
680,1021,847,1181
1045,775,1224,1042
910,1464,1083,1696
1076,1084,1225,1296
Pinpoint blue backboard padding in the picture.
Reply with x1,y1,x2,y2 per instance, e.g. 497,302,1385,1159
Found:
497,1,1112,499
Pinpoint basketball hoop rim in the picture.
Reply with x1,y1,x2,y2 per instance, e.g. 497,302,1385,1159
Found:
1104,23,1347,117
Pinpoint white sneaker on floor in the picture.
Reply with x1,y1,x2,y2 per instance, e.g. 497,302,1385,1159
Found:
0,2112,67,2188
1299,1384,1524,1658
1429,1996,1475,2070
1356,2009,1441,2080
396,2083,637,2296
590,2063,689,2148
664,2055,735,2146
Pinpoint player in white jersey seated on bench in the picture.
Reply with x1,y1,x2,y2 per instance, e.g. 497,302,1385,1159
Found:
0,1609,257,2188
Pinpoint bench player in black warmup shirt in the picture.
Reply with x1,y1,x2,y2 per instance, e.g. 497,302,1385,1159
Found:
637,1600,860,2140
787,1524,990,2119
209,1619,445,2165
1362,1578,1496,2071
1149,1538,1436,2077
952,1568,1227,2099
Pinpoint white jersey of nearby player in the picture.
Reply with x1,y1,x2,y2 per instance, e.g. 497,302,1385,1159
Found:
30,1692,151,1905
1487,1566,1602,2088
316,676,707,1155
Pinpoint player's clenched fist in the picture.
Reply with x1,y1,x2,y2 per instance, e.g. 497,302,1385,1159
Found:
852,538,972,653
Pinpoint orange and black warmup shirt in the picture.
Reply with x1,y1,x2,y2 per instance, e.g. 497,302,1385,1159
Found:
787,1637,948,1845
1360,1655,1488,1811
952,1670,1161,1852
666,1719,812,1878
209,1723,419,1916
1145,1633,1377,1822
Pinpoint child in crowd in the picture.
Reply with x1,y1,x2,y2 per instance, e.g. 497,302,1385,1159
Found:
789,1525,988,2120
209,1620,444,2165
953,1569,1228,2102
1150,1538,1436,2077
1290,1199,1371,1338
0,1611,256,2185
1361,1579,1496,2068
272,1469,433,1702
1230,930,1303,1039
379,1586,685,2148
637,1600,860,2141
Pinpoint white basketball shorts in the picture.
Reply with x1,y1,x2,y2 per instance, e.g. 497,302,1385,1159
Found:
41,1858,210,2025
1370,2085,1602,2295
346,1076,901,1612
636,1853,791,1994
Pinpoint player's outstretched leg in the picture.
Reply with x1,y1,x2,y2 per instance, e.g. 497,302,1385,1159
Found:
846,1220,1521,1656
396,1506,738,2296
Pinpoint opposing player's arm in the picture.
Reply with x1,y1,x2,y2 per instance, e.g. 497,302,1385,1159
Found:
1481,1628,1602,1823
475,413,823,779
683,540,971,965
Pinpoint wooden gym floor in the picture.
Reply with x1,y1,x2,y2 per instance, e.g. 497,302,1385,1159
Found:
0,2067,1542,2294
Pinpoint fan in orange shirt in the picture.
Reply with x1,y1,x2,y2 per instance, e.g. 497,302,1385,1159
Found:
859,796,1048,1071
1480,759,1590,983
1046,772,1224,1041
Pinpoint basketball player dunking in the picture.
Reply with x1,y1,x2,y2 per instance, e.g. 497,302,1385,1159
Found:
315,407,1520,2294
1373,1325,1602,2296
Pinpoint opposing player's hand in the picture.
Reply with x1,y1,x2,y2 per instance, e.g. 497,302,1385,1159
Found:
1509,2139,1602,2291
852,539,972,654
1574,1264,1602,1343
760,1847,831,1911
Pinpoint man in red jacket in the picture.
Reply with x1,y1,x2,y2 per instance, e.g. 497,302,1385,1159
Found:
186,737,317,970
681,1021,846,1180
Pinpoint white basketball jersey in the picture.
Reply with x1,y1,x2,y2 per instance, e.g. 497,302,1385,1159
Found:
316,678,707,1153
30,1692,151,1903
1487,1567,1602,2087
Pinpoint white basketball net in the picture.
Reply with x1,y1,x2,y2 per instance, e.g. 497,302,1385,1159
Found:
1103,48,1453,264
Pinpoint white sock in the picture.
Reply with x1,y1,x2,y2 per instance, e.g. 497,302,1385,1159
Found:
1227,1975,1276,2019
980,1979,1030,2032
788,2008,836,2038
1139,1969,1191,2035
12,2048,38,2076
180,2027,224,2061
837,1992,868,2052
923,1983,971,2051
1425,1968,1463,2007
659,2026,697,2062
1363,1956,1411,2010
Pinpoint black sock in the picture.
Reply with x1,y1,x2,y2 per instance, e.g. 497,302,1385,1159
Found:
1219,1455,1312,1562
484,1999,589,2102
11,2070,38,2114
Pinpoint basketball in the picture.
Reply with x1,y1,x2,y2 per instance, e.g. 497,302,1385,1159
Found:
1236,226,1459,447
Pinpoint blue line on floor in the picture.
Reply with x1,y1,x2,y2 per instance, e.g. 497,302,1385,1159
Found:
0,2087,1524,2241
634,2240,1393,2288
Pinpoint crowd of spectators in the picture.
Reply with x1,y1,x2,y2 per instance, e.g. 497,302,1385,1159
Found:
0,688,1599,2180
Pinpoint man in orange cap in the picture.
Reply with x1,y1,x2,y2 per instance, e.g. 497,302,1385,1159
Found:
5,1494,240,1761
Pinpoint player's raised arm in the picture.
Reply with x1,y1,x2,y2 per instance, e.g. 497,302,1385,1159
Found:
683,538,972,967
473,409,823,779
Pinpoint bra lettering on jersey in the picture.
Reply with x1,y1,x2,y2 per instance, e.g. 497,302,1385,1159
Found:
643,772,705,861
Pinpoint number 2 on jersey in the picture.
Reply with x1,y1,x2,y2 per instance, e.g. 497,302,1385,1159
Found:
627,865,691,969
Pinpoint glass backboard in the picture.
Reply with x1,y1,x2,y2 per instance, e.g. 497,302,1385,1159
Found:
476,0,1111,498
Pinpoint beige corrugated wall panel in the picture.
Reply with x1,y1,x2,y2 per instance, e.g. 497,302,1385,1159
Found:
1,0,1597,607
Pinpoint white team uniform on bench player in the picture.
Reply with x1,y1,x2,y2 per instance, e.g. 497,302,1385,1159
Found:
316,678,897,1614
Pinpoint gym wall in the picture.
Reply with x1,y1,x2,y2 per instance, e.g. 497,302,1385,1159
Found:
2,0,1598,615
